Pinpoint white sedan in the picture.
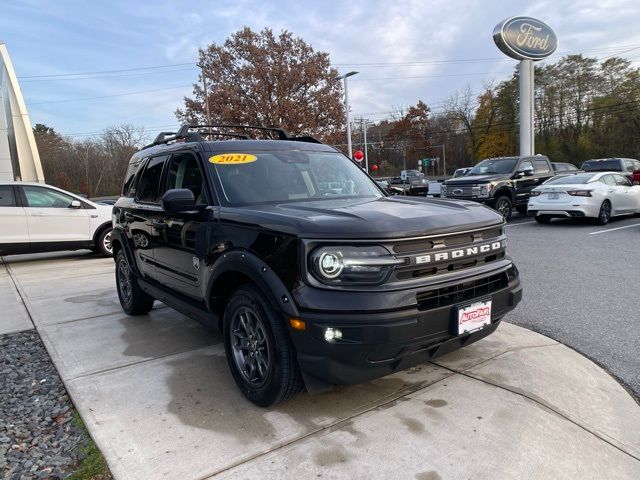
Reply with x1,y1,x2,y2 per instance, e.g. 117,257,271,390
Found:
527,172,640,224
0,181,114,256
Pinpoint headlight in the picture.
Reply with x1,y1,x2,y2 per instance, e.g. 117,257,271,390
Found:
310,245,405,285
473,184,492,198
530,191,541,197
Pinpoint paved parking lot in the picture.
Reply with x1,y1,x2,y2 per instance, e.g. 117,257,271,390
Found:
2,215,640,479
505,214,640,397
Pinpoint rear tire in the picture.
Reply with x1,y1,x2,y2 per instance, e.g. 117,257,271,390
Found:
535,215,551,224
494,195,513,220
115,250,154,315
596,200,611,225
96,227,114,257
223,284,303,407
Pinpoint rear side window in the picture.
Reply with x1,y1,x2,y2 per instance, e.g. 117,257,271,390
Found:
533,159,550,173
0,186,16,206
122,160,143,197
136,155,167,203
582,159,622,171
601,175,616,186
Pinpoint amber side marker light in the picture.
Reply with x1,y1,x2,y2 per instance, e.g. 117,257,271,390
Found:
289,318,306,330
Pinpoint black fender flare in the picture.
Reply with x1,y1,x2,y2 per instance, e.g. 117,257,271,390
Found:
109,227,143,277
205,250,299,318
492,185,515,202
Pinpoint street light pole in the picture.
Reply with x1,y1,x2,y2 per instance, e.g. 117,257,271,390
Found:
335,71,358,158
197,62,212,126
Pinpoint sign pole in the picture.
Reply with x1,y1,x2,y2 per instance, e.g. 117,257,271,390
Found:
519,59,535,155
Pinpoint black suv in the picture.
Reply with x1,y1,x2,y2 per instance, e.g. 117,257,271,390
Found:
111,125,522,406
441,155,555,219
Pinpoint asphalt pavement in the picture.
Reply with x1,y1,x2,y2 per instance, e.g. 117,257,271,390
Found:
505,213,640,399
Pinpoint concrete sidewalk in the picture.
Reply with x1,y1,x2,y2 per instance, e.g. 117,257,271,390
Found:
2,252,640,480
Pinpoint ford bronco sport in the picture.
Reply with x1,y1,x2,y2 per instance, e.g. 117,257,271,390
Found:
111,125,522,407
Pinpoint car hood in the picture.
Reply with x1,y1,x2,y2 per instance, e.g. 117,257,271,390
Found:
443,174,509,185
221,196,503,239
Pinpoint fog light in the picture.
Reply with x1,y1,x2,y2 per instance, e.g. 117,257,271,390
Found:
324,327,343,342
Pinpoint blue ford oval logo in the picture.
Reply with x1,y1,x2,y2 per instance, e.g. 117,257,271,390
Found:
493,16,557,61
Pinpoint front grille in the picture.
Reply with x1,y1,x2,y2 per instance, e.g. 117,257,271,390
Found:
445,185,474,197
390,226,506,282
416,272,509,310
391,227,502,254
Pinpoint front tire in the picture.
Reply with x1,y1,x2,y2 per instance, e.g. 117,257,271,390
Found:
596,200,611,225
115,250,154,315
494,195,513,220
223,285,303,407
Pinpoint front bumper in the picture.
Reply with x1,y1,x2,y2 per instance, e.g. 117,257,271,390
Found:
289,270,522,385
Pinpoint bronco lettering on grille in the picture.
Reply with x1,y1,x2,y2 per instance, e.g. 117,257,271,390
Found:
415,241,504,265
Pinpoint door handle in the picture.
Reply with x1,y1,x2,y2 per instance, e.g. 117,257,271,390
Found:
31,212,46,217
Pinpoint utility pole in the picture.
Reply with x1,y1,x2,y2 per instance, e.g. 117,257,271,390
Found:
335,72,358,158
197,62,212,126
363,118,369,173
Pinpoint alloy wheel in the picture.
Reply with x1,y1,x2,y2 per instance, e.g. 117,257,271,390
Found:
599,201,611,224
103,231,113,254
117,258,133,304
230,306,271,387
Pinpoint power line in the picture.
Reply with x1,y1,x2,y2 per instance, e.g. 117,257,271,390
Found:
28,85,192,106
18,62,195,79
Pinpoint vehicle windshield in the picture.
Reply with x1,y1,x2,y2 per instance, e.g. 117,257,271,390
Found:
544,173,597,184
209,150,383,206
582,159,622,171
467,157,517,175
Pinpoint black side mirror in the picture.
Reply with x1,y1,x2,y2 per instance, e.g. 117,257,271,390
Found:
161,189,196,213
523,166,534,177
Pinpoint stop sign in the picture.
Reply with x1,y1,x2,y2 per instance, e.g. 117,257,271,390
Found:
353,150,364,162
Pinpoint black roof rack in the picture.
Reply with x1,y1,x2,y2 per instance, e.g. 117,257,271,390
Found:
140,124,324,151
177,124,289,140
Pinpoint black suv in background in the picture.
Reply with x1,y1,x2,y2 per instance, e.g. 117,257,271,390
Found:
441,155,555,219
111,125,522,406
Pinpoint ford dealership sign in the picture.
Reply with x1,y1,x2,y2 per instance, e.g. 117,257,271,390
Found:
493,16,557,61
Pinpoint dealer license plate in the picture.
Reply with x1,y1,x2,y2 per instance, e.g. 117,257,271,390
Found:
457,300,492,334
547,192,560,199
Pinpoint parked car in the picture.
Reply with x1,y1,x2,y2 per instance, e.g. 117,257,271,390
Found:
453,167,472,178
388,170,429,196
551,162,580,173
0,182,113,256
111,124,522,407
581,158,640,182
441,155,555,220
90,196,118,206
527,172,640,224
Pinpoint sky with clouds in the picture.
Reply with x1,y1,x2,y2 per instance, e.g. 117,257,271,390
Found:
1,0,639,141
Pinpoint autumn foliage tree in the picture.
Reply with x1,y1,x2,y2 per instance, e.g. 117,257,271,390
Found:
176,27,344,138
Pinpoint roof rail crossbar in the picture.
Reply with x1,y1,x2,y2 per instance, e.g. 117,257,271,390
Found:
196,131,251,140
286,135,323,144
178,124,289,140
